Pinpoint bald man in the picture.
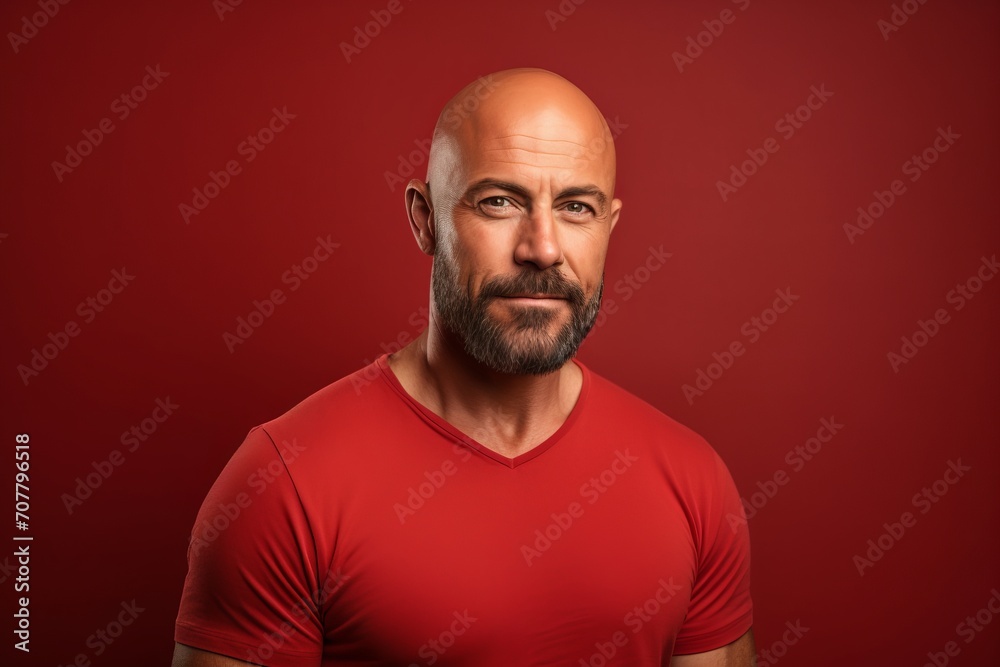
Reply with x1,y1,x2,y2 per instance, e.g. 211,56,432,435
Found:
173,68,754,666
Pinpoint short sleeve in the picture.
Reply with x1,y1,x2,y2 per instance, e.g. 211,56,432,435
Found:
673,449,753,654
174,425,323,666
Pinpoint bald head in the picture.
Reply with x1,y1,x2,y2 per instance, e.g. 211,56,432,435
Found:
425,68,618,213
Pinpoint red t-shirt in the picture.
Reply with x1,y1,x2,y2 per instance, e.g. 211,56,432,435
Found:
175,353,752,666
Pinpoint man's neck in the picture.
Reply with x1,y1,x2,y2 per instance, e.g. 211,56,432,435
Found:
385,327,583,460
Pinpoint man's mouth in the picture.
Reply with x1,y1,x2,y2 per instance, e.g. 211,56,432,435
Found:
497,294,568,306
503,293,565,299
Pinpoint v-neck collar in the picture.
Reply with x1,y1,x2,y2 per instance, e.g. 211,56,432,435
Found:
375,353,591,469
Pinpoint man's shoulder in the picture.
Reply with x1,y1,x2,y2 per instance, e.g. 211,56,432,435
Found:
256,356,392,439
583,360,722,464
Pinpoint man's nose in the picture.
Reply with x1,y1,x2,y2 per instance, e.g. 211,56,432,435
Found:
514,207,562,270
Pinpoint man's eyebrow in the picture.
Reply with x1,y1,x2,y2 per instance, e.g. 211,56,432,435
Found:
464,179,608,211
464,179,531,201
556,185,607,210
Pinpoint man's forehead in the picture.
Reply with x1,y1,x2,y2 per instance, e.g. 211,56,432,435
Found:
427,69,616,196
465,97,609,147
474,132,601,171
461,109,615,182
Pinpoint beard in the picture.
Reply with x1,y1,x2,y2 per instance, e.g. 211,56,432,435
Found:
431,248,604,376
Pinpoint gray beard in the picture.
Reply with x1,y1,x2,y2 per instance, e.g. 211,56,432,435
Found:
431,248,603,375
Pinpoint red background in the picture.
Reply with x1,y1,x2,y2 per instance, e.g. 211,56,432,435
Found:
2,0,998,665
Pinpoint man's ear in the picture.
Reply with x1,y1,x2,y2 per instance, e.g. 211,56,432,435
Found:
405,179,435,256
609,197,622,234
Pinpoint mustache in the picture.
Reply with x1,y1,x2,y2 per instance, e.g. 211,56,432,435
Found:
479,271,585,304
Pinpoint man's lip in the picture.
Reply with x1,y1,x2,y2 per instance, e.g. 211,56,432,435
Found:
500,294,566,299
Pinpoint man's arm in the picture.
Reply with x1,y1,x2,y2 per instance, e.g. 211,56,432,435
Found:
670,627,756,667
172,427,324,664
171,642,263,666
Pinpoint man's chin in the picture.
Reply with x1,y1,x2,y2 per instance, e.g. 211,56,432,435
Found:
476,334,579,375
482,355,567,376
487,299,567,326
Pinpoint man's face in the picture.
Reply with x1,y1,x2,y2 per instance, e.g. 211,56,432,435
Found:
430,107,620,376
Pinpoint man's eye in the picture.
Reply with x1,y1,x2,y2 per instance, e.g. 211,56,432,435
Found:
483,196,510,208
565,202,593,214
